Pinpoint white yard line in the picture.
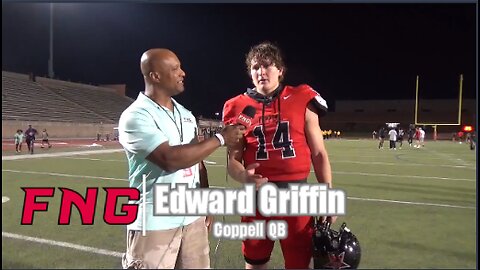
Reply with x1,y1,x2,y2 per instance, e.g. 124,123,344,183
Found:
7,166,472,183
2,149,124,161
63,157,125,162
331,160,475,170
50,156,476,171
347,196,475,209
2,169,128,182
333,171,475,182
2,232,123,258
203,165,475,182
426,148,474,167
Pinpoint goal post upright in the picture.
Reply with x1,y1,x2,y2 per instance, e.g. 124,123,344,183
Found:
457,74,464,125
415,75,420,125
414,74,464,141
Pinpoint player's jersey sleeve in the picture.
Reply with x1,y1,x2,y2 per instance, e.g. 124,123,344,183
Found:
300,84,328,116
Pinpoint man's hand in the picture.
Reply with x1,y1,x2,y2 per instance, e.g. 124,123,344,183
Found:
205,216,214,232
243,163,268,189
220,125,245,147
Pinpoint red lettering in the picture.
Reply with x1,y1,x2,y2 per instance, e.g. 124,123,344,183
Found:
103,188,140,225
21,188,55,225
58,188,98,225
21,187,140,225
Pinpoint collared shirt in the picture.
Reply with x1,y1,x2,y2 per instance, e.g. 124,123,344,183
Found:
119,92,200,231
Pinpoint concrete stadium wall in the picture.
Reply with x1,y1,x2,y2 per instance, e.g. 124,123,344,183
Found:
2,120,117,139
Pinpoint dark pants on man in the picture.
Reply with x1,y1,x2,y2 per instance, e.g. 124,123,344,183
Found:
390,140,396,149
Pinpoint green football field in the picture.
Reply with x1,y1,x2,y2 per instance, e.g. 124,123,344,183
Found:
2,139,476,269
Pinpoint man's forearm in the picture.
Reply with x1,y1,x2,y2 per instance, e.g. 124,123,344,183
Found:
148,137,222,172
168,138,221,169
312,154,332,188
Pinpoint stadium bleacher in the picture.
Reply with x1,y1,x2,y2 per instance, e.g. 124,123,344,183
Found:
2,71,133,124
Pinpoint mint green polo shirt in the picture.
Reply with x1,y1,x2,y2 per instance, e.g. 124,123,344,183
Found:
119,92,201,231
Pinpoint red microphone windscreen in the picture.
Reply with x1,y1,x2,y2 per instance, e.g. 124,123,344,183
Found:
236,106,256,127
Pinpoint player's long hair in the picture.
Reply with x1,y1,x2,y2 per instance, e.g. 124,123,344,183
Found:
245,41,286,82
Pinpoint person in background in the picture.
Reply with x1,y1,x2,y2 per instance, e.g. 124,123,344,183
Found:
25,124,38,154
378,126,386,149
41,128,52,149
388,128,397,150
419,127,426,147
469,132,476,150
408,126,415,147
14,129,24,153
397,127,404,149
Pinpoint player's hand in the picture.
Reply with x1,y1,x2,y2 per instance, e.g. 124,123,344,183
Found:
220,125,245,147
243,163,268,189
205,216,214,232
320,215,337,225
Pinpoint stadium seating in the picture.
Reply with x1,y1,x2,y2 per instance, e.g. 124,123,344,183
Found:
37,77,133,123
2,71,133,124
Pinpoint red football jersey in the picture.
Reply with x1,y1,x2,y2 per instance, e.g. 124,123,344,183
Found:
223,84,325,181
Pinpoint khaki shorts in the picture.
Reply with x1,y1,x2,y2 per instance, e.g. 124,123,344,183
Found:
122,217,210,269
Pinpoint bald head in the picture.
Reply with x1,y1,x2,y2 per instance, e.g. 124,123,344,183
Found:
140,48,186,97
140,48,176,76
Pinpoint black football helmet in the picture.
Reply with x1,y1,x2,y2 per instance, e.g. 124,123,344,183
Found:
312,219,361,269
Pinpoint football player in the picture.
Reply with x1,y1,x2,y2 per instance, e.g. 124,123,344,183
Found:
223,41,336,269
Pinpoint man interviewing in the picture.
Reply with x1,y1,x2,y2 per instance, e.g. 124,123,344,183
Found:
119,48,244,269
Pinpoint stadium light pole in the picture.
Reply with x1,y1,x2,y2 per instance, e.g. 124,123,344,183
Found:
48,3,55,78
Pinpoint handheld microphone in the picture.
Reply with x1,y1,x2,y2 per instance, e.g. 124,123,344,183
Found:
236,105,256,128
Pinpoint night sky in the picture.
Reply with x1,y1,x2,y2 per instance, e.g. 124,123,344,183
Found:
2,3,476,118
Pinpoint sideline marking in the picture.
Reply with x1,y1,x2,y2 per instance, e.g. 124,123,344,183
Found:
64,157,125,162
333,171,475,182
2,149,124,161
2,169,127,182
2,232,123,258
331,160,475,170
348,196,475,210
2,196,10,203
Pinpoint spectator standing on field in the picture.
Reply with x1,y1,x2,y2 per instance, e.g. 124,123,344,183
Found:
408,126,415,147
14,129,24,153
25,124,38,154
41,129,52,149
388,128,397,150
419,127,426,147
378,126,386,149
397,127,404,149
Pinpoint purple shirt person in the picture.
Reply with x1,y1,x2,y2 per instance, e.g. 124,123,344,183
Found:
25,125,38,140
25,125,38,154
